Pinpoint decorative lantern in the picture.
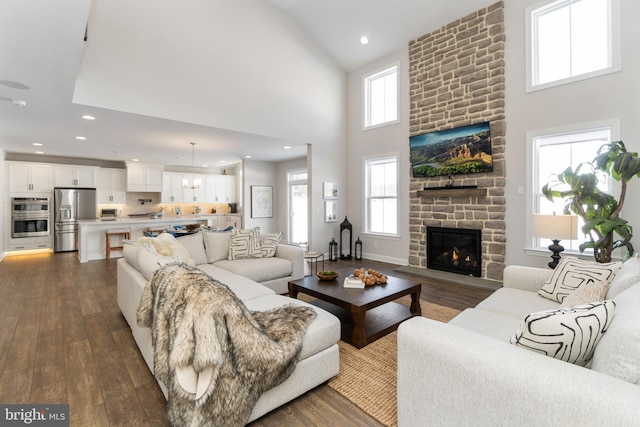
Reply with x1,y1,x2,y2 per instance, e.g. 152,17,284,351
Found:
355,236,362,260
329,238,338,262
340,216,352,260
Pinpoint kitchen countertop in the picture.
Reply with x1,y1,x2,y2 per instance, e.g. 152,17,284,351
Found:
79,214,224,225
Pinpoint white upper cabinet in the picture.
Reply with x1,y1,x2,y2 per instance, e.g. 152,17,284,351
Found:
53,165,97,188
205,175,236,203
162,172,184,203
183,173,206,202
97,169,126,203
162,172,207,203
8,162,52,193
126,163,163,192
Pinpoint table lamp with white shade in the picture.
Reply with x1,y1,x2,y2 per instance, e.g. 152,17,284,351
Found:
532,213,579,269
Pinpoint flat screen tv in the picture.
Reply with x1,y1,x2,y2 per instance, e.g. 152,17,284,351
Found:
409,122,493,178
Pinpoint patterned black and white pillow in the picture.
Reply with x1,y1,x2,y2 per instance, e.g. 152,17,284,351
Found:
260,232,283,258
510,300,616,366
228,228,263,260
538,257,621,303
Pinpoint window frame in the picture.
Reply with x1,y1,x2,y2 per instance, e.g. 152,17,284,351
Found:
287,168,308,245
363,153,399,237
526,119,620,256
362,62,400,130
525,0,621,92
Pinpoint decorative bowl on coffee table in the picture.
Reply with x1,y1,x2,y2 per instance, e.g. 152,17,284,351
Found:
317,271,340,281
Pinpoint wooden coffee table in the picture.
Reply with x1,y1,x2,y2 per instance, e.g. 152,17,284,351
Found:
288,268,421,348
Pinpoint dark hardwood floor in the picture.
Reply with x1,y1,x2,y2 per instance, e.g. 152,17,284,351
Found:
0,252,494,426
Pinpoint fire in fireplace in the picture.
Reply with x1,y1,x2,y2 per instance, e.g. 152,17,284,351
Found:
426,226,481,277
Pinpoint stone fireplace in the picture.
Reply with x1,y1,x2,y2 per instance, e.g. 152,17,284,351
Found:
427,226,482,277
408,2,506,282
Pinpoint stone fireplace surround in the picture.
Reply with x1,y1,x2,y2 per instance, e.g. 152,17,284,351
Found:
408,2,506,282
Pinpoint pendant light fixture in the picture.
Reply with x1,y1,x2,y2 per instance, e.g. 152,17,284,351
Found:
183,142,202,189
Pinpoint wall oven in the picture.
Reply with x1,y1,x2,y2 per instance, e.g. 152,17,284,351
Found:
11,197,50,238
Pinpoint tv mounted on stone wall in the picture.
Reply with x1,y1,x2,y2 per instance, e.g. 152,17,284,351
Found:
409,121,493,178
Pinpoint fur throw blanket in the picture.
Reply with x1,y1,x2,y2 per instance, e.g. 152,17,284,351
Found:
137,263,316,426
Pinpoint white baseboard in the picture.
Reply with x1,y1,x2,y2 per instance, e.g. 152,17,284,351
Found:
360,251,407,266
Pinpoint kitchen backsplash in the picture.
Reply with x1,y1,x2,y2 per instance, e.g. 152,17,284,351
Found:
97,192,235,218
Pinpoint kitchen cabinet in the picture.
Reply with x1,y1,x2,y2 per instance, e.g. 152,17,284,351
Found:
7,162,52,193
217,175,236,202
97,169,126,203
205,175,237,203
162,172,185,203
183,173,206,202
164,172,209,203
9,236,52,251
53,165,97,188
221,214,242,229
126,163,163,192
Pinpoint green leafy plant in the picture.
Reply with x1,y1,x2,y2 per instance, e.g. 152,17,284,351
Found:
542,141,640,263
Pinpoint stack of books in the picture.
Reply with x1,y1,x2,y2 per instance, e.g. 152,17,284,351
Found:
343,276,364,289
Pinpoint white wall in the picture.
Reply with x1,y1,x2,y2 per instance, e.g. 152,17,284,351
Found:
242,160,278,233
308,136,347,255
275,156,307,243
74,0,345,146
504,0,640,267
345,48,410,265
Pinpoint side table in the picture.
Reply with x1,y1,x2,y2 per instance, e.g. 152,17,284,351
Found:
304,251,325,276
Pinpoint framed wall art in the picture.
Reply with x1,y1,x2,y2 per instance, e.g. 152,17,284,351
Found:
323,182,338,199
251,185,273,218
324,200,337,223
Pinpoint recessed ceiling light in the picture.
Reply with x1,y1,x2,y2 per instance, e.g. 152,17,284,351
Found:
32,142,43,146
35,151,44,154
202,164,208,167
283,146,291,149
132,158,140,162
75,136,86,140
360,36,369,45
12,99,27,107
245,155,252,159
82,115,96,120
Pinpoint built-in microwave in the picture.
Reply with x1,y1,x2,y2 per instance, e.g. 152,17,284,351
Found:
11,197,50,238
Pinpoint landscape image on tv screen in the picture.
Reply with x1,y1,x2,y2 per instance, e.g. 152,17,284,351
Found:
409,122,493,178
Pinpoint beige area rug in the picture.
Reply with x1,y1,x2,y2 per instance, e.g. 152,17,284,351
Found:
326,298,461,427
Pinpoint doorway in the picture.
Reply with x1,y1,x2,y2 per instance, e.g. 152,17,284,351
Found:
288,169,308,246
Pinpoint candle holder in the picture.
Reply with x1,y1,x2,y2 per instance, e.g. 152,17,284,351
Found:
329,238,338,261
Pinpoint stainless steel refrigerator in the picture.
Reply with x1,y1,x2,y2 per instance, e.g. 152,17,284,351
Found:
54,187,97,252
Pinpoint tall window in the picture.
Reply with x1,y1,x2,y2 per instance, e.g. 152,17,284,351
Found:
527,0,620,91
363,64,398,129
531,122,617,251
287,169,307,245
365,155,398,235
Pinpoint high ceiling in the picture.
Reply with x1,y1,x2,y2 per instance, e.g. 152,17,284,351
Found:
0,0,493,168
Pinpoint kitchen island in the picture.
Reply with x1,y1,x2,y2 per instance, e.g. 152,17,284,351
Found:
78,214,227,262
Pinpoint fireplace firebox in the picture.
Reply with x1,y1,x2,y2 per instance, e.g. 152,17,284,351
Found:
426,226,481,277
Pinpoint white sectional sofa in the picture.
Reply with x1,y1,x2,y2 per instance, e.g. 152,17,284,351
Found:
398,257,640,426
116,230,341,423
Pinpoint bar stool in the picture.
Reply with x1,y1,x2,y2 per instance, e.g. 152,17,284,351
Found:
106,228,131,260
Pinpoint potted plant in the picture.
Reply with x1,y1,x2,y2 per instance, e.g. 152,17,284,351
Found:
542,140,640,263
